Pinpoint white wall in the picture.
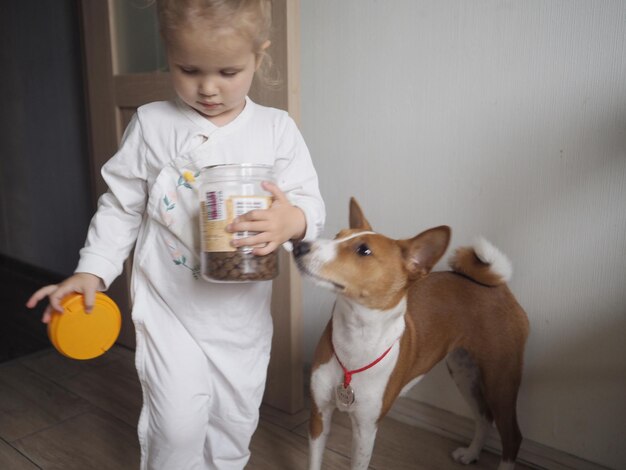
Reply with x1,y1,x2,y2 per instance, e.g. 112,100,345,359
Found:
299,1,626,469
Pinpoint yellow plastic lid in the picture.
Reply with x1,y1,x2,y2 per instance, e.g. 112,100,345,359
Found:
47,292,121,360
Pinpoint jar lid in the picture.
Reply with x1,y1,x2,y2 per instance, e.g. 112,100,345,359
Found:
47,292,121,360
202,163,275,183
205,163,273,170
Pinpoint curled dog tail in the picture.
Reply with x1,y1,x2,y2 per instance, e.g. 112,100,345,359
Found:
448,237,512,286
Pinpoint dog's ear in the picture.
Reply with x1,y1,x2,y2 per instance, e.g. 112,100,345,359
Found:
349,198,373,230
402,226,451,279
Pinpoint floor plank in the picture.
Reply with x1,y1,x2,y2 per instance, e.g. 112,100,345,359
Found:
291,407,534,470
18,345,129,382
53,354,142,427
0,438,40,470
248,420,352,470
259,402,310,431
368,414,504,470
0,361,90,442
12,410,140,470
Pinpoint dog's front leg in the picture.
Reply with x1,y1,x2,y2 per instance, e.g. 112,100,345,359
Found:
349,413,379,470
308,401,335,470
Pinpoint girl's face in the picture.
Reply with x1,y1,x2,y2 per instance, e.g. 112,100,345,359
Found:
167,28,267,126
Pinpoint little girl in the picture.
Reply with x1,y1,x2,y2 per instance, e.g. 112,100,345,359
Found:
26,0,325,468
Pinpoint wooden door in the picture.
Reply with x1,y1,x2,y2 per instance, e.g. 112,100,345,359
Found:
79,0,303,413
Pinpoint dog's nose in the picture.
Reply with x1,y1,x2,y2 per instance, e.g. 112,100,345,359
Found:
292,240,311,258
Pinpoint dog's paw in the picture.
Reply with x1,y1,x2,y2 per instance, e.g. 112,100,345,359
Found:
452,446,479,465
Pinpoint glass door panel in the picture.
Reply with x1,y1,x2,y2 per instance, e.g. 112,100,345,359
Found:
111,0,167,74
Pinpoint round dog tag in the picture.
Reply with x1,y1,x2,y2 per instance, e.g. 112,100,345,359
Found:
336,384,355,408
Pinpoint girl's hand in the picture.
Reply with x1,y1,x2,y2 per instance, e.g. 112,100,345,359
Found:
228,181,306,256
26,272,103,323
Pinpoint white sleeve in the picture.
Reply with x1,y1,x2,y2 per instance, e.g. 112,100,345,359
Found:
274,116,325,242
74,114,148,289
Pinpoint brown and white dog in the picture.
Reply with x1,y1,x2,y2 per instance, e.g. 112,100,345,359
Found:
293,198,529,470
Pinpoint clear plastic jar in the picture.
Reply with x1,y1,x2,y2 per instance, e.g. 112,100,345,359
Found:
199,164,279,282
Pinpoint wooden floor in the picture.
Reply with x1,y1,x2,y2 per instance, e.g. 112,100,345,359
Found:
0,346,532,470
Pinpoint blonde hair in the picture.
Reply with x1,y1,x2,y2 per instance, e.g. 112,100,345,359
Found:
157,0,278,86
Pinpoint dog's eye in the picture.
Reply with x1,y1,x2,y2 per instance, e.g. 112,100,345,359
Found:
356,243,372,256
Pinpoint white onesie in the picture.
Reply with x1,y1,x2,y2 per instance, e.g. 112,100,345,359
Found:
75,97,325,469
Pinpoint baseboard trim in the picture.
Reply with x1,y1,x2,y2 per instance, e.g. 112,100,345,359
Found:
0,254,64,283
387,397,612,470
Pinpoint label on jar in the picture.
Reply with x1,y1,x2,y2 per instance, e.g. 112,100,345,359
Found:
201,192,272,252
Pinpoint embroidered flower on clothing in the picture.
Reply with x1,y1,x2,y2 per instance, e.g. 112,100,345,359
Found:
178,170,200,189
163,195,176,211
173,255,201,279
166,238,200,280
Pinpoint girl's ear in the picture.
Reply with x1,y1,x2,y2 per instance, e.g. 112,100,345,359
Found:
255,40,271,70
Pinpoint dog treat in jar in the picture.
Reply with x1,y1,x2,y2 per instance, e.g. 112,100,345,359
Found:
199,164,279,282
